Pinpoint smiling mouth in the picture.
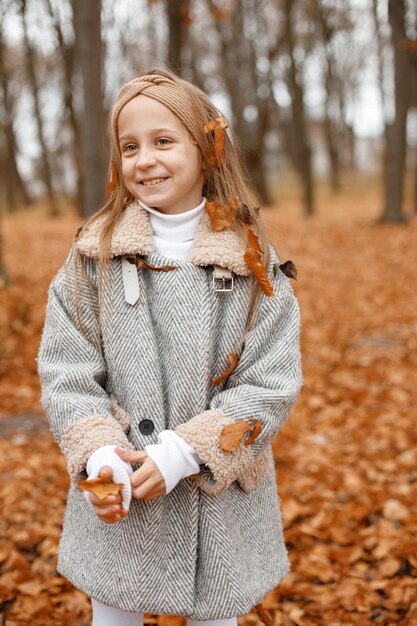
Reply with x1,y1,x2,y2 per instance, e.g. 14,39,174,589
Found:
141,177,169,187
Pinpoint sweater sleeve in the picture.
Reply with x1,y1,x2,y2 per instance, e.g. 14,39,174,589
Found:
144,430,202,494
37,249,134,484
174,258,302,495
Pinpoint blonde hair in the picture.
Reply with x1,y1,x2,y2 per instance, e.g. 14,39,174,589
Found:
73,67,271,344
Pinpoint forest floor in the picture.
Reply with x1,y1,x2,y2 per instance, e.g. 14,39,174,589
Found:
0,176,416,625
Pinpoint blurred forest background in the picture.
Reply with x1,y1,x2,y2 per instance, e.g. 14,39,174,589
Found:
0,1,417,625
0,0,416,233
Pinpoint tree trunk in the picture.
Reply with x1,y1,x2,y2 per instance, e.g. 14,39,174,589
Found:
381,0,409,223
73,0,106,218
45,0,83,211
371,0,389,144
20,0,57,216
0,33,30,210
316,1,341,192
283,0,314,215
208,0,271,203
167,0,190,75
0,26,30,211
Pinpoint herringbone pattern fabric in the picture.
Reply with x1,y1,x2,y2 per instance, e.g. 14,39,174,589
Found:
37,246,302,619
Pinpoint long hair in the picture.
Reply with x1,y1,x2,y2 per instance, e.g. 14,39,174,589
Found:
73,67,272,345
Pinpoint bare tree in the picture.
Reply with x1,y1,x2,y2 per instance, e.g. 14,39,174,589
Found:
19,0,57,216
381,0,411,222
201,0,272,203
167,0,190,74
314,0,342,192
371,0,389,144
44,0,83,211
0,19,30,211
283,0,314,215
73,0,106,217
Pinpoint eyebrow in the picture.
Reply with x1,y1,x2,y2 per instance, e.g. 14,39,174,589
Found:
119,129,180,141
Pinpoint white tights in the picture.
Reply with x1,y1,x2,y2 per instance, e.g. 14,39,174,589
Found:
91,598,238,626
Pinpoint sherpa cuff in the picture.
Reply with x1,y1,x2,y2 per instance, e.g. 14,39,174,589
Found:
174,410,272,495
59,415,134,484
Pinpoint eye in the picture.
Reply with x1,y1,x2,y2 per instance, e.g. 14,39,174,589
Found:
156,138,171,146
123,143,137,152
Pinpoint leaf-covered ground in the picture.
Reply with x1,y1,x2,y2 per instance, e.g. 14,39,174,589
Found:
0,180,416,625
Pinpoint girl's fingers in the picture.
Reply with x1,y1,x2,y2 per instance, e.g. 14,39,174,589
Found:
132,477,165,500
99,465,113,479
94,502,125,521
115,448,147,464
89,492,122,507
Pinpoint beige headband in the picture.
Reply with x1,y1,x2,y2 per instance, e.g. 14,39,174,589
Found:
111,73,207,153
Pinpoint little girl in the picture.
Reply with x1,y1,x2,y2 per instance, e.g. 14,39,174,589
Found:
37,68,302,626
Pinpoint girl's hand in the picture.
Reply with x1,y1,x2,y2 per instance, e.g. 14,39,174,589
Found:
88,466,128,524
115,448,166,500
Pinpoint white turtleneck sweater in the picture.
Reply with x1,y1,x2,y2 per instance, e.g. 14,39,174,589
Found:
137,197,206,261
85,198,206,510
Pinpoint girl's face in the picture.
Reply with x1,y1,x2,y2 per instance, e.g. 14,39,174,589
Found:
118,95,205,214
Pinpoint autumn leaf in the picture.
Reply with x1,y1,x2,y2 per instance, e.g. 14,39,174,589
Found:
212,353,239,386
279,260,298,280
220,418,262,452
127,257,177,272
204,115,229,163
107,160,117,196
243,228,274,297
78,477,123,499
205,200,232,231
252,603,273,626
236,202,255,225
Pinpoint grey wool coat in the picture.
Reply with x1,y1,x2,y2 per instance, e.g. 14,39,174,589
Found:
37,201,303,620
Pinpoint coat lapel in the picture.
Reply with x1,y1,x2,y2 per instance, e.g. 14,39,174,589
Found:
75,200,251,276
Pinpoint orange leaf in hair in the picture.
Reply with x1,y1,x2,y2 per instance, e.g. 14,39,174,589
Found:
204,116,229,162
79,476,123,500
212,353,239,386
206,200,232,231
220,418,262,452
243,228,274,297
107,160,117,196
229,196,239,218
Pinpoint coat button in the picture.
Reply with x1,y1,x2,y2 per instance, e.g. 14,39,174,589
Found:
139,419,155,435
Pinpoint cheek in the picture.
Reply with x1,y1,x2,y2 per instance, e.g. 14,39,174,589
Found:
121,159,133,181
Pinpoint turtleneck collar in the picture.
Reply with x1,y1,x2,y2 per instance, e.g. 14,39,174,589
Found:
136,197,206,243
135,197,206,261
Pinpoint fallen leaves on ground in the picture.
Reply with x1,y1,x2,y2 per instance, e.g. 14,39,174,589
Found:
0,181,416,625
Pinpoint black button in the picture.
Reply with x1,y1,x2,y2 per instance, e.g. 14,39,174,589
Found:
139,419,155,435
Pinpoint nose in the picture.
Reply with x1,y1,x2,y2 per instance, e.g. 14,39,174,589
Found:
135,147,157,170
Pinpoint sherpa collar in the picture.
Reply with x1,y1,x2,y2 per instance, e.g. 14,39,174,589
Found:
75,200,251,276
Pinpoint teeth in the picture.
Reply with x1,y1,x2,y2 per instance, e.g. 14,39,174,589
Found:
142,178,166,186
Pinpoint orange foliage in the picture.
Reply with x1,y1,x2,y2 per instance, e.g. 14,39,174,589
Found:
243,227,274,297
0,188,417,624
212,352,239,386
205,198,237,231
204,115,229,165
220,419,262,452
107,160,117,196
